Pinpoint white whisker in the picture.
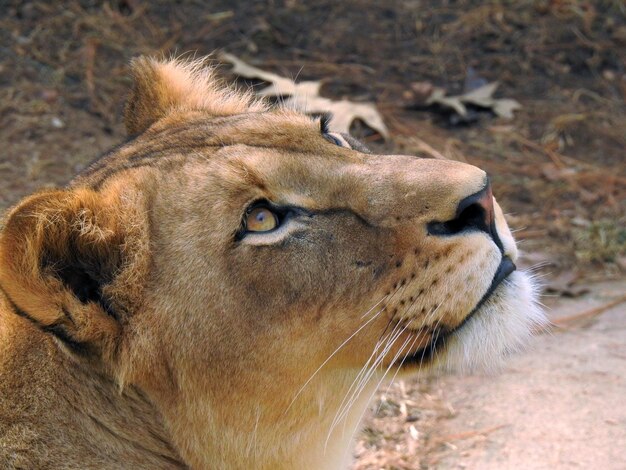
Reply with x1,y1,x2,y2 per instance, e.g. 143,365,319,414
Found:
284,297,387,413
417,304,443,376
360,294,389,319
327,320,410,447
329,321,404,433
339,327,418,464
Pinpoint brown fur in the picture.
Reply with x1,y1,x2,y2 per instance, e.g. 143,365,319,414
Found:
0,57,542,469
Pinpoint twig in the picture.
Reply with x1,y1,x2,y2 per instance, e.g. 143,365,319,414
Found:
549,294,626,330
498,129,626,181
514,229,547,239
505,131,566,169
434,424,508,444
407,137,448,159
417,139,447,159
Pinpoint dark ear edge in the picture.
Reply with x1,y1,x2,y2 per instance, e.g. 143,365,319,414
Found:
0,188,137,356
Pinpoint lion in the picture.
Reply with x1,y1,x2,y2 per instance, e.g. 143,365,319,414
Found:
0,56,546,470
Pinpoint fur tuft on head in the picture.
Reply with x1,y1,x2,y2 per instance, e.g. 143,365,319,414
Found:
124,56,267,135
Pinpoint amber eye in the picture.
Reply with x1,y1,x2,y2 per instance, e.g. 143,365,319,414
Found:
246,207,278,232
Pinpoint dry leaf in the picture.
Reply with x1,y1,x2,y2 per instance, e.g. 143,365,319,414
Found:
426,88,467,116
220,53,388,139
426,81,521,119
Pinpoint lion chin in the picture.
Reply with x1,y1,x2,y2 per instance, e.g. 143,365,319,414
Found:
434,270,545,373
390,270,545,376
0,55,546,470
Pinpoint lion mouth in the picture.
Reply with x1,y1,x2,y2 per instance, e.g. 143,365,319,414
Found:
397,256,516,367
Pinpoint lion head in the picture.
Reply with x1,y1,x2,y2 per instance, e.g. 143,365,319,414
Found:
0,57,545,469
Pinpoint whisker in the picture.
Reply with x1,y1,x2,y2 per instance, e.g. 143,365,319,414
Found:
374,331,421,416
330,321,405,430
360,294,390,319
329,320,411,441
375,282,411,340
334,328,396,422
284,296,387,413
416,304,443,376
338,327,418,463
327,321,406,442
369,292,439,417
381,333,421,398
372,293,424,411
525,261,553,273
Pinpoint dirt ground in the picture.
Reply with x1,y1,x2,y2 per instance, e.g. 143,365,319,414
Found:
1,1,625,469
426,280,626,470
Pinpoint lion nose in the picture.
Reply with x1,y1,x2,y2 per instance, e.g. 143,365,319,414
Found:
427,182,497,241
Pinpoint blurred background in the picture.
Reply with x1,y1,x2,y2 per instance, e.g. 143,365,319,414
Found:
1,1,625,468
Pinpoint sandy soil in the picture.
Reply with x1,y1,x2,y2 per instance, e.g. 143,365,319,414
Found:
424,281,625,469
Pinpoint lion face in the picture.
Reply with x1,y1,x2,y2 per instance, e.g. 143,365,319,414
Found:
0,57,545,469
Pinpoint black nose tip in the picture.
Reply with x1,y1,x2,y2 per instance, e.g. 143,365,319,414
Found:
428,182,499,241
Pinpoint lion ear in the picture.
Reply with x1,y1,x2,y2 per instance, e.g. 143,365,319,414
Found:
0,188,130,355
124,56,265,136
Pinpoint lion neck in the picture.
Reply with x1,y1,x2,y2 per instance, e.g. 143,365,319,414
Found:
155,368,378,470
1,293,377,470
0,302,185,469
59,358,185,468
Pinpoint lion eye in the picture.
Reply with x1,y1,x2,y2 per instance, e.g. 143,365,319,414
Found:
246,207,278,232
